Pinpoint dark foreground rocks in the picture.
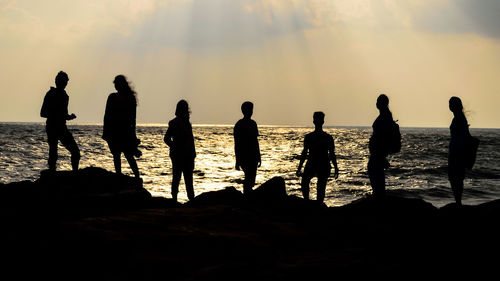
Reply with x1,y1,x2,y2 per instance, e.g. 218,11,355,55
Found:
0,167,499,280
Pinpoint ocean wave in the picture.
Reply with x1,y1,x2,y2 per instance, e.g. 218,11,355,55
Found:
1,123,499,207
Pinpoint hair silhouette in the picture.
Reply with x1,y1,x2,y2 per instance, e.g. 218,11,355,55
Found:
241,101,253,118
449,96,463,113
164,99,196,201
113,74,137,104
175,99,190,119
103,75,141,179
234,101,261,195
55,71,69,89
448,96,469,206
40,71,80,172
368,94,398,199
296,111,339,203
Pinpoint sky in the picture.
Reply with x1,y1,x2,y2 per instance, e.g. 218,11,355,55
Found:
1,0,500,127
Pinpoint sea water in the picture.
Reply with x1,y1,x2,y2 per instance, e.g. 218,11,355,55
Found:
1,122,499,207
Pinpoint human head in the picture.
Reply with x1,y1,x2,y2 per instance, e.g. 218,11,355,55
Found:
449,96,463,113
113,75,137,102
175,99,190,119
55,71,69,89
376,94,389,111
313,111,325,127
113,75,129,93
241,101,253,118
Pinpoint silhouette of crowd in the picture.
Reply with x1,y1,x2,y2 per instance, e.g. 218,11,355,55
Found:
41,71,479,205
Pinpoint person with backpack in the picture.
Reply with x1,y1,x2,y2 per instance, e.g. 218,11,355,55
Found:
368,94,400,199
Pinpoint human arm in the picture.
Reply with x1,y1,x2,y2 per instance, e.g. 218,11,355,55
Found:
64,94,76,120
164,124,174,148
233,123,241,170
296,137,308,177
102,95,112,140
256,122,261,168
40,93,49,118
66,113,77,120
329,137,339,179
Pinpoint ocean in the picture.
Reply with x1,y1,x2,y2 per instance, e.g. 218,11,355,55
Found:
1,122,499,208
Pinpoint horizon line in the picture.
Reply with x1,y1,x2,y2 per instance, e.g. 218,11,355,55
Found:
1,121,499,130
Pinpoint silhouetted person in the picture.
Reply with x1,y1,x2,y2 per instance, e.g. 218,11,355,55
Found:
103,75,141,178
164,100,196,202
368,94,400,199
448,96,470,206
40,71,80,171
296,112,339,203
234,101,261,195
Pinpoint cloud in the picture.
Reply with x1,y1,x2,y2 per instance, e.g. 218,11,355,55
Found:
5,0,499,55
97,0,316,54
0,0,188,47
97,0,424,54
413,0,500,38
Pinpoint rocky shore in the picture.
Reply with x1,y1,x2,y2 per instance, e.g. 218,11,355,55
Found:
0,167,499,280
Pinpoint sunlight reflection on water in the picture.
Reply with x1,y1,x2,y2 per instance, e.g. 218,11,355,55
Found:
1,123,500,207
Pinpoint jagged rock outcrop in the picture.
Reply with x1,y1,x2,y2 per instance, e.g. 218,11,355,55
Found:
1,168,499,280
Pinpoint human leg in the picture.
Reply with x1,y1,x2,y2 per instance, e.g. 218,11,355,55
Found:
182,160,195,200
316,176,328,203
368,157,385,199
448,159,465,206
46,128,59,171
242,164,257,195
124,152,140,178
450,179,464,206
183,167,195,201
301,175,312,200
107,142,122,174
171,159,181,202
60,127,80,171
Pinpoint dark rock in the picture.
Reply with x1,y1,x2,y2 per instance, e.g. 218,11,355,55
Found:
2,169,500,279
186,186,243,207
338,193,437,216
0,167,151,218
251,176,287,201
37,166,144,195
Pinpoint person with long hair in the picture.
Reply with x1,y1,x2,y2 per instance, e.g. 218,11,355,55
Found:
448,96,470,206
368,94,396,198
164,100,196,202
103,75,141,178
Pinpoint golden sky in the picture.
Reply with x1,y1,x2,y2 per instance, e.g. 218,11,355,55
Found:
1,0,500,127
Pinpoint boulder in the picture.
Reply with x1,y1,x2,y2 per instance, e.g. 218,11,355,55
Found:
250,176,287,201
0,167,151,218
187,186,243,207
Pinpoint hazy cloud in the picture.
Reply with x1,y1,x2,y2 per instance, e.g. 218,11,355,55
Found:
413,0,500,38
2,0,500,126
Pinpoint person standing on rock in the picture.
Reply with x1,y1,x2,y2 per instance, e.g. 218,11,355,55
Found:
448,96,477,206
368,94,400,199
234,101,261,195
103,75,141,179
40,71,80,172
164,100,196,202
296,111,339,203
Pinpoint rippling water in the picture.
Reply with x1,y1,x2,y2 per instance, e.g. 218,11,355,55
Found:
1,123,499,207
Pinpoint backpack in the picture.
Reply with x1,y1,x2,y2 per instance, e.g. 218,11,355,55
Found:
388,120,401,154
464,134,479,170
